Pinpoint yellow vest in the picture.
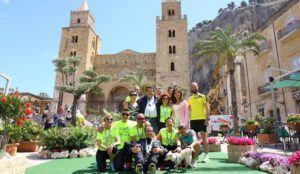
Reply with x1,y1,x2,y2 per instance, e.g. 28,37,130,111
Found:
160,128,177,146
160,105,172,123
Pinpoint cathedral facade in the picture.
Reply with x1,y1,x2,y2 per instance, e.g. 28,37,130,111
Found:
53,0,190,113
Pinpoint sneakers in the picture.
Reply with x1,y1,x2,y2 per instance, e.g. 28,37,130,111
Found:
202,155,209,163
135,163,144,174
124,162,132,170
110,162,115,171
148,163,156,174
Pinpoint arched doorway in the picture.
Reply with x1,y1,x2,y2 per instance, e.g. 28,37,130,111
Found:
86,93,105,115
107,86,129,112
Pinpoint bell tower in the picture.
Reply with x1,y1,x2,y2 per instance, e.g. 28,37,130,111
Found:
156,0,190,91
53,0,100,111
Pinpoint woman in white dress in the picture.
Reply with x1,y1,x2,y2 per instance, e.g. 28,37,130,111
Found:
171,88,189,128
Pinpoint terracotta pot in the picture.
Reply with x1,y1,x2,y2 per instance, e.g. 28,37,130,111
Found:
227,144,256,163
5,143,19,156
220,126,229,133
257,134,278,144
245,125,258,133
18,141,39,152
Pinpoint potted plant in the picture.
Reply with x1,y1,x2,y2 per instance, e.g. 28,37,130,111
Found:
255,113,277,144
207,137,221,152
220,122,230,133
5,123,22,156
287,114,300,132
226,136,256,162
0,92,31,158
16,120,42,152
243,119,259,133
288,151,300,174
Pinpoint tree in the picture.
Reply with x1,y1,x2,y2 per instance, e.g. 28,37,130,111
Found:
53,56,110,126
193,27,265,132
39,92,49,98
120,71,154,94
227,2,236,10
218,8,224,14
241,1,248,7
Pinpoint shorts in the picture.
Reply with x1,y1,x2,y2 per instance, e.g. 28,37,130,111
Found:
190,119,207,133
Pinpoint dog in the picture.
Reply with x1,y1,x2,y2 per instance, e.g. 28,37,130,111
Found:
164,147,194,170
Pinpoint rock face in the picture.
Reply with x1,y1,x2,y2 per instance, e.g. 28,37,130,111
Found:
189,0,288,94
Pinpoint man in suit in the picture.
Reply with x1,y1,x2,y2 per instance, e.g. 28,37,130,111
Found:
138,86,159,133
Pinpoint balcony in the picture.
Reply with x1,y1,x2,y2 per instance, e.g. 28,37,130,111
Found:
257,83,271,96
259,40,271,55
277,20,300,41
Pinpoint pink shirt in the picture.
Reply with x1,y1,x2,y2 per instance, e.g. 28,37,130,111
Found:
172,100,189,128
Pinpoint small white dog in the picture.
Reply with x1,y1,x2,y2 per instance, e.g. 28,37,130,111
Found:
164,147,194,169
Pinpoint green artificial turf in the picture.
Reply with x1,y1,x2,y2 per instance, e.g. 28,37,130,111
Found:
25,152,266,174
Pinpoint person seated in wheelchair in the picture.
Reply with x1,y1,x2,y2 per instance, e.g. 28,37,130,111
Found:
130,126,166,174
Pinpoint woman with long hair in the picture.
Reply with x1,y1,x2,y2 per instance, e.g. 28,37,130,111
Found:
157,93,172,131
171,88,189,128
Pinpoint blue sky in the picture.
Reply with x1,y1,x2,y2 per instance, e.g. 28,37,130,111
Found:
0,0,244,97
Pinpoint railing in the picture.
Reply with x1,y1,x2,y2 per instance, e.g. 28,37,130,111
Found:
277,20,300,40
257,83,271,96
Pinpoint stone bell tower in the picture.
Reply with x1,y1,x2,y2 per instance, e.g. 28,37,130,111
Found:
52,0,100,113
156,0,190,91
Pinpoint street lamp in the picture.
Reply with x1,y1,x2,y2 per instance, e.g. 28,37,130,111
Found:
0,72,11,96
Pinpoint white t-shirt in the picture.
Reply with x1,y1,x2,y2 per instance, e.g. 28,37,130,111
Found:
144,97,157,118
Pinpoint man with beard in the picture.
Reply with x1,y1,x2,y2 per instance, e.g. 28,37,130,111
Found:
188,82,210,163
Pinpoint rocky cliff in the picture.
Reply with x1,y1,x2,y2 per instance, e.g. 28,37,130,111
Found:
189,0,289,94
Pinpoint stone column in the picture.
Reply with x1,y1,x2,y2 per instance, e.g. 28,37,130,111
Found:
50,90,59,114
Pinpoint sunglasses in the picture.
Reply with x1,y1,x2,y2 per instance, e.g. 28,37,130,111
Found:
163,98,169,100
137,117,145,120
122,113,130,116
105,118,113,122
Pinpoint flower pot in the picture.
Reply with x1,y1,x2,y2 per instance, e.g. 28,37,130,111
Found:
257,134,278,144
291,164,300,174
209,144,221,152
287,122,296,131
245,125,258,133
5,143,19,156
220,126,229,133
227,144,256,163
18,141,39,152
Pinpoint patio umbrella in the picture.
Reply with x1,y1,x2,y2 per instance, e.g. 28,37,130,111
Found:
270,73,300,89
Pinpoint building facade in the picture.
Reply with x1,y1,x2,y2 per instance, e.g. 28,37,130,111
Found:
235,0,300,121
52,0,190,113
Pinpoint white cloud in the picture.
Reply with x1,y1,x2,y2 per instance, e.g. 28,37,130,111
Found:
0,0,10,4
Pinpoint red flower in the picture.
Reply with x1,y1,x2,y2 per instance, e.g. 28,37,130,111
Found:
17,118,22,127
22,116,28,122
25,102,32,108
25,108,32,115
2,97,7,103
14,91,20,97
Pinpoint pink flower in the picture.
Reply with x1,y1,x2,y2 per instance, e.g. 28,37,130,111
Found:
288,151,300,165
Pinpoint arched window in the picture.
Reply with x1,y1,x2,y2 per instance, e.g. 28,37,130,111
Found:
169,46,172,54
73,51,77,56
72,35,78,43
168,10,172,16
172,30,175,37
171,9,175,16
77,18,81,23
171,62,175,71
92,38,95,48
172,46,176,54
70,51,73,56
168,30,172,37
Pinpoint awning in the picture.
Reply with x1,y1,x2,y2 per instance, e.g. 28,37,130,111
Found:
265,73,300,89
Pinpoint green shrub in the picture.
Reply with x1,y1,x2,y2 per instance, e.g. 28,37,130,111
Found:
244,119,259,126
41,126,96,151
287,115,300,123
220,122,229,127
6,120,42,143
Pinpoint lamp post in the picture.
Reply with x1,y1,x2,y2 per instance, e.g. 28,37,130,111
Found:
0,72,11,96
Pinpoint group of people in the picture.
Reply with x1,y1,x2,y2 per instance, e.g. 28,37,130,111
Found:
96,82,210,174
